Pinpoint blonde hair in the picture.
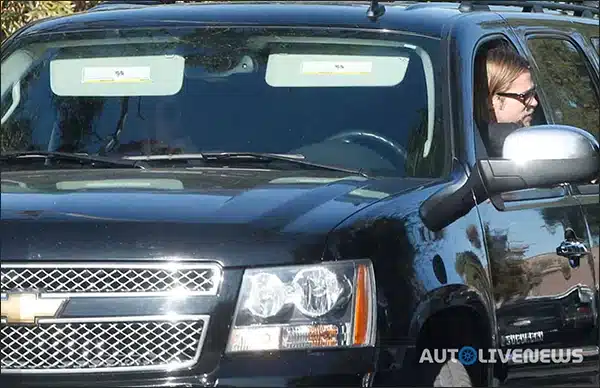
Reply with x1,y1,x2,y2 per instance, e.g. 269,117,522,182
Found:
474,45,531,125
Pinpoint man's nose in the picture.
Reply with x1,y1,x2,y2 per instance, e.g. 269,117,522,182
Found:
529,96,539,108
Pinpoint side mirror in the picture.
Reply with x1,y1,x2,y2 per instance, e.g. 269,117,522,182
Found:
477,125,599,195
420,124,599,231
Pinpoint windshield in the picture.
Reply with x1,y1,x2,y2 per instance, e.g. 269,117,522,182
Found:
1,26,446,178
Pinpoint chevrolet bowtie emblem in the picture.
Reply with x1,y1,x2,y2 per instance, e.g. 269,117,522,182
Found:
1,293,67,325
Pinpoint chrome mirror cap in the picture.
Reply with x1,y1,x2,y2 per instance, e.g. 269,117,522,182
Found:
502,124,599,162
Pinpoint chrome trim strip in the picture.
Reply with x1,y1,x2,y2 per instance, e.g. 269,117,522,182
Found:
500,186,567,202
0,291,216,298
501,195,579,210
0,261,223,297
581,346,599,357
2,314,208,324
0,314,210,374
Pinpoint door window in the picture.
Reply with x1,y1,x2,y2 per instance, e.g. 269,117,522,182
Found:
527,37,599,141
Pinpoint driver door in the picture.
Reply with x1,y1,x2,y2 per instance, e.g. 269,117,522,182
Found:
473,34,599,386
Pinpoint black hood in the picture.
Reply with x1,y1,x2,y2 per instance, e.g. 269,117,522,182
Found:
1,168,434,267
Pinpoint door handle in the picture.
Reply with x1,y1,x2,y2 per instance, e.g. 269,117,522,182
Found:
557,240,589,268
557,240,589,258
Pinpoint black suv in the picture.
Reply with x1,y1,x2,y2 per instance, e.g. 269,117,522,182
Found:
1,1,599,387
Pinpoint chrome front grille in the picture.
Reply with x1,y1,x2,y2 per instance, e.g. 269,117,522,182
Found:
1,262,221,296
0,262,221,374
0,315,209,373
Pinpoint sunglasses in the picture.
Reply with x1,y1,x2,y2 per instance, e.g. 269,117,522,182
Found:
497,86,537,106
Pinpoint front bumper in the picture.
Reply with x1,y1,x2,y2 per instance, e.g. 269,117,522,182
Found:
1,348,376,388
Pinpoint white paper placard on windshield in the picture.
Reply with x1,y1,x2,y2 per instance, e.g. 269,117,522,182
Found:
81,66,152,84
301,61,373,75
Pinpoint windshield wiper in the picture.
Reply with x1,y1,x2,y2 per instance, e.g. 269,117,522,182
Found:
125,152,369,177
0,151,147,169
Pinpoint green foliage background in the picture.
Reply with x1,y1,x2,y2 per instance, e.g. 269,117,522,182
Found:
1,1,101,42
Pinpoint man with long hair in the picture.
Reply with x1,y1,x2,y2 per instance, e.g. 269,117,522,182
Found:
475,45,539,157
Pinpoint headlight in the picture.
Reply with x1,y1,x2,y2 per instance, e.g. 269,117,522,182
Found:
226,259,376,353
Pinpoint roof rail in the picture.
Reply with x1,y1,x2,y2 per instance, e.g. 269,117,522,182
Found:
457,1,599,18
86,0,599,18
